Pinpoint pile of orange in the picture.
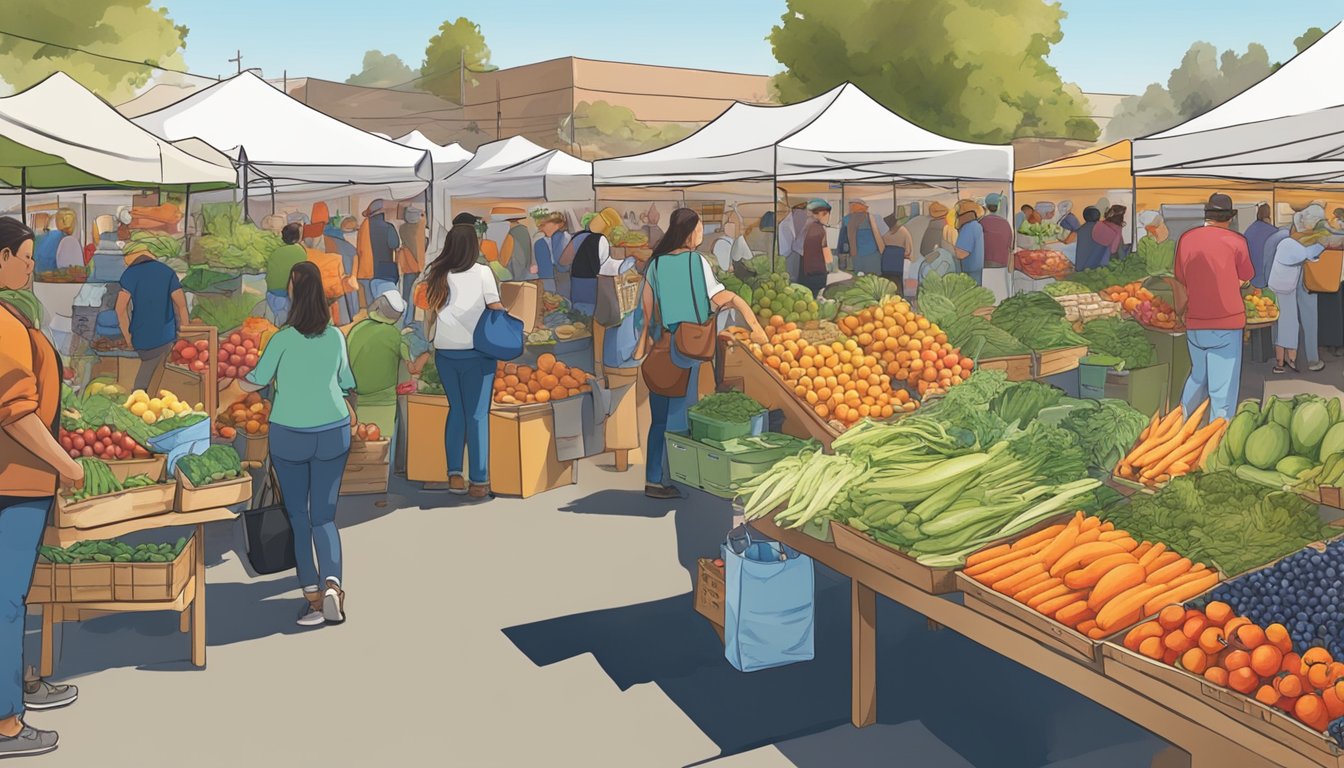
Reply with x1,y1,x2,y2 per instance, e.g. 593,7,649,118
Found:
753,315,914,427
218,393,270,437
493,353,592,405
838,299,973,398
1123,603,1344,731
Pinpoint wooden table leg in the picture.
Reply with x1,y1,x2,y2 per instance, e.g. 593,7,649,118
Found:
851,581,877,728
179,608,191,634
191,524,206,667
614,450,629,472
39,605,54,678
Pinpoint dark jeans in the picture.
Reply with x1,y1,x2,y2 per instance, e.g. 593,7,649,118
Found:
434,349,495,484
0,496,50,719
133,342,173,393
270,422,350,588
645,341,702,486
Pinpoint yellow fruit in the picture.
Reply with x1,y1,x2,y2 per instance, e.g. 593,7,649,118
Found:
195,403,204,412
129,402,148,417
131,389,149,403
148,398,163,411
88,382,106,397
141,411,157,424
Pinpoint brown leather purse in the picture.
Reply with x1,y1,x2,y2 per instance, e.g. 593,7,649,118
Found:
639,292,690,398
672,252,717,361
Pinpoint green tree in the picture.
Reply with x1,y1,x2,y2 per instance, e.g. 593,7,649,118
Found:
1295,27,1327,54
567,101,695,157
768,0,1098,144
0,0,187,103
420,17,492,103
346,50,417,88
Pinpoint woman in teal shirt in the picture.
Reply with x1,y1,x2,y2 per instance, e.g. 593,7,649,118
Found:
240,262,356,628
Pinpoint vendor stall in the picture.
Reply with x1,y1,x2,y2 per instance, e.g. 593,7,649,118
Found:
393,130,473,251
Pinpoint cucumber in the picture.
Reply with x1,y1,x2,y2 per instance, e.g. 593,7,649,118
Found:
1235,464,1292,489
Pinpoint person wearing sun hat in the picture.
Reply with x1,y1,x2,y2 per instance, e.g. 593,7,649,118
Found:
953,199,986,285
345,288,411,436
116,240,188,394
838,198,887,276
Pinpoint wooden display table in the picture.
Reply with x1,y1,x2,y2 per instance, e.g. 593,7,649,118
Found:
34,507,238,676
748,514,1334,768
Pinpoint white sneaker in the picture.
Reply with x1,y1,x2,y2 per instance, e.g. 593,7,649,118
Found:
297,593,325,627
322,579,345,624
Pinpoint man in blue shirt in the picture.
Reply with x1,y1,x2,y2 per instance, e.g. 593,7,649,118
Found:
116,243,188,394
954,200,986,285
1243,204,1278,289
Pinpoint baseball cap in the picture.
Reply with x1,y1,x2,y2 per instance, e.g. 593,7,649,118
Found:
806,199,832,212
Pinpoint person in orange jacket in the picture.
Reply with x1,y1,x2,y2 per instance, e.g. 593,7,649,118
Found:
355,199,400,309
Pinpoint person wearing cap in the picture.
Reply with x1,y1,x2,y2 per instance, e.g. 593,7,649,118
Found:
533,213,569,294
837,199,887,276
1268,204,1333,374
345,289,412,436
32,209,82,274
980,193,1013,270
1136,210,1175,276
953,200,986,285
265,223,309,325
398,208,427,326
355,199,401,308
918,202,950,260
1173,193,1255,421
798,199,833,297
1243,204,1278,289
115,241,188,395
497,209,536,282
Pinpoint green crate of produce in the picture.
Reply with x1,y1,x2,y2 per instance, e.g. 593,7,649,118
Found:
699,434,814,491
665,432,704,487
688,410,767,443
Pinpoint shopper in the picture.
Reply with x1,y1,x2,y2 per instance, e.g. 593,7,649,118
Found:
838,199,885,276
240,261,355,627
1173,193,1254,421
345,290,411,435
799,199,833,298
1070,207,1104,271
980,193,1013,269
640,208,768,499
265,223,308,325
879,217,914,292
116,242,189,394
777,201,811,283
533,212,569,294
398,208,427,327
356,199,401,307
1136,211,1176,276
953,200,985,285
560,210,616,314
425,214,504,499
1093,205,1128,264
1244,204,1277,289
32,209,81,274
0,217,81,759
1269,205,1331,374
919,202,950,261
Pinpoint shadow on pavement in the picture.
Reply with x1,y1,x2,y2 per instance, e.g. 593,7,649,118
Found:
506,501,1169,767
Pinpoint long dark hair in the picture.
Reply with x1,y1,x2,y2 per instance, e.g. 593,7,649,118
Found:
286,261,329,338
0,216,35,257
1104,205,1127,227
424,220,480,313
650,208,700,258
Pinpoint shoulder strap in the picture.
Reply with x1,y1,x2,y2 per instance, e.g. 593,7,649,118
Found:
687,251,705,324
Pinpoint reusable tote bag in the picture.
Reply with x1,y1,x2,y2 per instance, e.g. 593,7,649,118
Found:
473,307,525,361
722,528,816,672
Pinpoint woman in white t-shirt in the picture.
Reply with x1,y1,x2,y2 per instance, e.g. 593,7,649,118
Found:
423,214,505,498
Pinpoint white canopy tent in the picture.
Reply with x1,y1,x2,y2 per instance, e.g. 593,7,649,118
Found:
0,72,235,203
593,82,1013,187
394,130,472,179
133,72,433,194
1133,24,1344,183
442,136,591,201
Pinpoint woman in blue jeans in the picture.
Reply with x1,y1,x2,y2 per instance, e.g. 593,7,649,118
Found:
640,208,768,499
240,262,355,628
425,214,505,498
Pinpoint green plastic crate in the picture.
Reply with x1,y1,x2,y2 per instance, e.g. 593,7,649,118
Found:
688,410,766,443
665,433,704,487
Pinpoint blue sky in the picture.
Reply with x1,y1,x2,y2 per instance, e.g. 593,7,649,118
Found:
165,0,1337,95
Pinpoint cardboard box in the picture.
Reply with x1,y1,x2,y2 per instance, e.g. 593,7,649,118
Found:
500,280,540,333
27,535,194,604
603,367,649,463
1036,345,1088,378
106,455,167,484
406,394,451,483
175,468,253,512
489,403,576,498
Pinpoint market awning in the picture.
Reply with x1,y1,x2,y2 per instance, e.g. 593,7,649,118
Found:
394,131,472,180
0,72,236,191
1015,141,1134,195
593,82,1013,188
442,136,591,201
133,72,433,191
1134,24,1344,182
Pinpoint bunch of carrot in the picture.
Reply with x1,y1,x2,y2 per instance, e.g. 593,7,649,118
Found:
1115,400,1227,488
965,512,1220,638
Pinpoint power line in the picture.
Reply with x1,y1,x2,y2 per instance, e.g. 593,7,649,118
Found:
0,28,217,81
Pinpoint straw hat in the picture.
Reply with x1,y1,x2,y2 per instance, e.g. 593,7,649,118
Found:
490,206,527,223
927,202,949,218
956,199,982,218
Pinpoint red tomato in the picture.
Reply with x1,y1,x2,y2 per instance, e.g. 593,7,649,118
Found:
195,340,209,351
180,346,198,361
80,446,93,457
229,333,242,346
59,434,73,450
96,425,111,439
229,354,243,366
225,365,238,378
71,435,85,450
122,436,138,452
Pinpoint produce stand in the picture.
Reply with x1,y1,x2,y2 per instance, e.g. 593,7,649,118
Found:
32,506,238,676
158,324,219,421
1036,344,1088,378
975,353,1034,382
747,513,1325,767
719,337,841,448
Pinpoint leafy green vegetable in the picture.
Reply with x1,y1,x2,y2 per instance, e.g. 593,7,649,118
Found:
177,445,244,486
181,265,237,293
1042,280,1094,297
690,392,764,423
1070,255,1152,292
991,292,1088,351
1007,419,1088,485
198,202,282,272
125,231,183,261
191,293,261,334
916,272,994,329
942,314,1030,359
1100,470,1334,575
992,380,1064,427
146,412,208,436
1058,398,1149,472
1080,316,1157,370
829,275,902,313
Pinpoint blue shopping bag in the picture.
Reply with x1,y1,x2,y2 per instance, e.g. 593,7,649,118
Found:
147,417,211,476
722,527,815,672
473,307,525,361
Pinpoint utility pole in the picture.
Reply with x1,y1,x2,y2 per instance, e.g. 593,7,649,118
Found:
228,50,243,75
459,49,465,106
495,81,501,140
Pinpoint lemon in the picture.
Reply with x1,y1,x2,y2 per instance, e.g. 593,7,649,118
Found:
129,402,149,417
88,382,105,396
148,398,164,412
130,389,149,403
141,411,157,424
194,403,204,412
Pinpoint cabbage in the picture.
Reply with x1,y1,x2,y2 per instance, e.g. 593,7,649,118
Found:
1245,423,1291,470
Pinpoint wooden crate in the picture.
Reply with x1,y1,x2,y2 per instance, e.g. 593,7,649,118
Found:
695,557,726,644
175,468,253,512
721,338,840,448
1036,345,1088,378
831,522,958,595
106,455,167,483
53,483,176,530
341,439,391,495
958,572,1105,669
28,535,195,604
977,353,1033,382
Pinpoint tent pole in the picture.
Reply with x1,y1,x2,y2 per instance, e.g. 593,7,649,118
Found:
270,180,276,215
771,182,779,274
82,193,89,250
20,168,26,221
183,185,193,256
241,163,251,223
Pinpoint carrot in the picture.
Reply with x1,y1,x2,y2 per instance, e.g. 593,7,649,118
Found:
1027,583,1075,610
993,563,1047,595
1087,626,1110,640
1073,528,1102,548
1161,565,1211,588
1133,403,1208,468
1197,423,1227,470
1064,552,1140,590
1037,522,1082,570
966,542,1046,579
1138,542,1167,569
1048,541,1128,578
1141,572,1220,616
1055,600,1093,627
1038,590,1086,617
1147,557,1193,585
1014,577,1064,604
1009,523,1067,551
976,557,1037,586
1008,569,1051,596
966,543,1012,568
1080,516,1102,532
1077,619,1099,636
1098,529,1131,543
1170,462,1191,475
1143,551,1182,576
1087,563,1147,612
1097,583,1171,631
1138,412,1159,443
1131,541,1153,559
1145,418,1225,479
1099,521,1115,532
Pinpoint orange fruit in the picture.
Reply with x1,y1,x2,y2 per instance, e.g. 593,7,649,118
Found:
1229,623,1266,651
1256,684,1281,707
1324,685,1344,719
1138,636,1163,660
1303,647,1334,667
1228,667,1259,694
1223,649,1251,671
1277,673,1306,699
1265,623,1292,654
1307,662,1332,690
1158,605,1186,631
1180,648,1209,674
1198,627,1227,655
1163,631,1193,654
1204,666,1229,687
1296,694,1330,732
535,389,551,403
1251,645,1284,678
